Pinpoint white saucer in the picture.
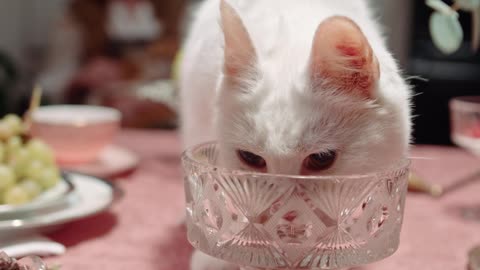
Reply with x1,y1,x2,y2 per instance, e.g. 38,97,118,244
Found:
0,173,118,235
61,145,139,178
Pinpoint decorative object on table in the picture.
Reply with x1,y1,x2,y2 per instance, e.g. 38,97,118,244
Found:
30,105,121,165
0,251,59,270
182,142,410,270
408,172,444,197
426,0,480,54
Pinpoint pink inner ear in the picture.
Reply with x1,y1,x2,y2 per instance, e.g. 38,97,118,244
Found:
220,0,257,78
311,16,379,98
331,44,377,95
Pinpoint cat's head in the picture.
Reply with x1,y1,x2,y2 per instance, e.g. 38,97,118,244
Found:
215,0,410,175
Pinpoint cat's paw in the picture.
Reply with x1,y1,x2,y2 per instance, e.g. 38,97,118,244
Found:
190,250,239,270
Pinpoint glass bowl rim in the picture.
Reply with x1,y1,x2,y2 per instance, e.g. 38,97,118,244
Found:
182,141,411,180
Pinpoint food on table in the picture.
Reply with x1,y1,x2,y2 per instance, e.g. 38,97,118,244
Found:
0,114,61,206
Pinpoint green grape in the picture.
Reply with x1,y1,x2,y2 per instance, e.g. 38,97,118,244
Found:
37,167,60,190
8,148,31,178
0,141,5,163
20,180,42,199
3,114,23,136
6,136,22,161
26,139,55,165
0,122,13,141
4,185,30,205
0,165,16,193
25,160,45,180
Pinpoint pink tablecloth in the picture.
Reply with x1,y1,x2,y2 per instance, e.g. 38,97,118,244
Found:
44,129,480,270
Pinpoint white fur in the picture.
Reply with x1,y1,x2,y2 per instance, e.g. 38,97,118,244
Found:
179,0,411,269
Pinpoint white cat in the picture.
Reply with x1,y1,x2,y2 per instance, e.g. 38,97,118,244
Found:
179,0,411,269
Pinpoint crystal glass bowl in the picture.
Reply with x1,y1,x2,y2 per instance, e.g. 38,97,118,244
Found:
450,96,480,156
182,143,410,270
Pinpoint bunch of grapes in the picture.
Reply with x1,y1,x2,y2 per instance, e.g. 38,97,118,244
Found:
0,114,60,205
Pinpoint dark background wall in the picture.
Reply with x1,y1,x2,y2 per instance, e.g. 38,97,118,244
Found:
408,0,480,145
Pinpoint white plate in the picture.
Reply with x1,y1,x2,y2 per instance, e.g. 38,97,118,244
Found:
0,172,119,234
0,176,74,219
61,145,139,179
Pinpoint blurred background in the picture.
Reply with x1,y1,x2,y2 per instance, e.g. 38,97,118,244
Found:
0,0,476,145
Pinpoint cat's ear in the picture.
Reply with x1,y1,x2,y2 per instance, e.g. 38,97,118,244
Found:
220,0,257,78
309,16,380,99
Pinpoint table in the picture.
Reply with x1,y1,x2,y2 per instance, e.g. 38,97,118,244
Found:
44,129,480,270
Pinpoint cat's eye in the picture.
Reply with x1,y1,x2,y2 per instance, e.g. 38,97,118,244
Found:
237,150,266,169
303,150,337,171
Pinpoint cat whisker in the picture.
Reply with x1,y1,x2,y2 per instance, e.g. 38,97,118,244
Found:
411,91,423,98
405,75,429,82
